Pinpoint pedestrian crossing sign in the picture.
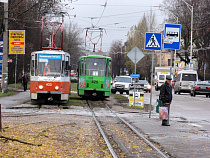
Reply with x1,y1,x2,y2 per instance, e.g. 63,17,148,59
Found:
145,33,162,50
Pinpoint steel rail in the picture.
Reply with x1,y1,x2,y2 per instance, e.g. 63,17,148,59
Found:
86,100,118,158
103,101,168,158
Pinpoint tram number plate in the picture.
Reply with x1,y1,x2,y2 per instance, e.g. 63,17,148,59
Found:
92,80,98,84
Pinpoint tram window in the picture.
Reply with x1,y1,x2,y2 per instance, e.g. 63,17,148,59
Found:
35,54,38,76
105,60,108,77
80,59,84,76
30,60,34,76
108,60,112,77
86,58,106,76
31,55,35,76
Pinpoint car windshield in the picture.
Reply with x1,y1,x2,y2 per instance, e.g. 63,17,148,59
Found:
37,54,62,77
139,80,149,85
159,75,165,80
117,77,131,83
182,74,196,81
86,58,106,76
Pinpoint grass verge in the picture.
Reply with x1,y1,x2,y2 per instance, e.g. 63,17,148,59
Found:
111,94,128,103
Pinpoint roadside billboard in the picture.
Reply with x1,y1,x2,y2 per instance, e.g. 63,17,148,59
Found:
9,30,25,54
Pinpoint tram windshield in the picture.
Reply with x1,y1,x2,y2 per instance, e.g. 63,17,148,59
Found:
38,54,62,77
86,58,106,76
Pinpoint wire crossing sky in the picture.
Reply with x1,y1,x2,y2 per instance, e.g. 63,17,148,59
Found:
66,0,165,52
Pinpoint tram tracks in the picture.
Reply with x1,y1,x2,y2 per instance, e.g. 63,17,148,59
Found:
86,100,168,158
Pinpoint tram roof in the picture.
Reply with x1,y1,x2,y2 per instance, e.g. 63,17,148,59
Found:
80,55,111,59
31,50,70,56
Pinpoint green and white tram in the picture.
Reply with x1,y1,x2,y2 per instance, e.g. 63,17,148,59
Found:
78,55,112,98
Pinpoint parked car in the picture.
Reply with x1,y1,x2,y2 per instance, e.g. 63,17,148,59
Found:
70,70,76,76
71,76,78,83
138,80,151,93
154,72,172,91
111,76,138,95
190,81,210,97
174,70,198,94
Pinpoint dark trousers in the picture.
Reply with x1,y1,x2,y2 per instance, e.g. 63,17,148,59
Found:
23,82,27,91
162,103,170,125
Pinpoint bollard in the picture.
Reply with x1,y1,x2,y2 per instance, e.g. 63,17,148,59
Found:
0,104,2,132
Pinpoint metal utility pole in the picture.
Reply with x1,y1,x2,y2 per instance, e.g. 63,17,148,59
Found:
149,51,154,118
182,0,193,62
2,2,8,93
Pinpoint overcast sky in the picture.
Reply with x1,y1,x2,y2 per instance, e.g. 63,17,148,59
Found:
65,0,166,52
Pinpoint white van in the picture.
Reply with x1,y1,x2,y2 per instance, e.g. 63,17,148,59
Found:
154,72,171,91
174,70,198,94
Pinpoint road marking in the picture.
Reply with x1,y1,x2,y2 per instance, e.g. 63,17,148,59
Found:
189,123,203,128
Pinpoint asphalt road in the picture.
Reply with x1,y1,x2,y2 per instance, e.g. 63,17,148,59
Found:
144,87,210,129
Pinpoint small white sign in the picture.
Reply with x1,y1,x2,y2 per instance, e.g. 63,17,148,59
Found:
0,0,8,3
133,92,140,99
165,27,180,42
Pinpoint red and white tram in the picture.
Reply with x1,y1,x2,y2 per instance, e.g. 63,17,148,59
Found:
30,50,71,104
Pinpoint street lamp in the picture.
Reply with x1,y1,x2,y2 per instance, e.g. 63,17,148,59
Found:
181,0,193,62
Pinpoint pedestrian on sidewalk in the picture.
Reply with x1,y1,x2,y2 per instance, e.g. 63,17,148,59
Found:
22,73,29,91
159,75,173,126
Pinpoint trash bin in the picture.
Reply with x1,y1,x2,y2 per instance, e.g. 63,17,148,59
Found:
156,99,163,113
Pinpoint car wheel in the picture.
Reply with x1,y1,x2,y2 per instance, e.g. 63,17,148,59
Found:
190,92,193,96
111,90,116,94
206,95,208,98
120,92,123,94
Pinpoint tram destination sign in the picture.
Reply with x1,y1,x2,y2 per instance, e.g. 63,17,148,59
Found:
9,30,25,54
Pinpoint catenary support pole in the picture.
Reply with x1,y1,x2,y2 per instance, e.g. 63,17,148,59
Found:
2,2,8,93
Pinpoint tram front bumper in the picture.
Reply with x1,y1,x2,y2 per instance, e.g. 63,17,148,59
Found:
31,91,69,101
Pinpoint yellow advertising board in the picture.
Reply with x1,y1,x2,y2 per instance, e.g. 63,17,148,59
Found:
9,30,25,54
129,92,144,108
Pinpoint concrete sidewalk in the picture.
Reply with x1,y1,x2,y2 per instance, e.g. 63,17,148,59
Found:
0,89,30,108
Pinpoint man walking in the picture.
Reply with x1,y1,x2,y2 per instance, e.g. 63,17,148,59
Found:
159,75,173,126
22,73,28,91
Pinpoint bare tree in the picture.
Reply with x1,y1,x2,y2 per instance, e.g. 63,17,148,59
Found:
125,13,156,82
63,23,83,71
162,0,210,80
109,40,126,77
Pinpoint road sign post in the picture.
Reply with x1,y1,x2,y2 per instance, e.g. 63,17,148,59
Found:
145,32,162,118
9,30,25,54
163,24,181,50
127,46,144,74
145,33,162,51
164,24,181,77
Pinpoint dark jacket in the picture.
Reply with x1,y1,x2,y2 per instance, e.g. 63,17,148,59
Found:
22,75,28,83
159,81,172,104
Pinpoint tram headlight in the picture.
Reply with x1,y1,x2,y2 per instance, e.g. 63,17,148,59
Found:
55,86,59,90
39,85,43,90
